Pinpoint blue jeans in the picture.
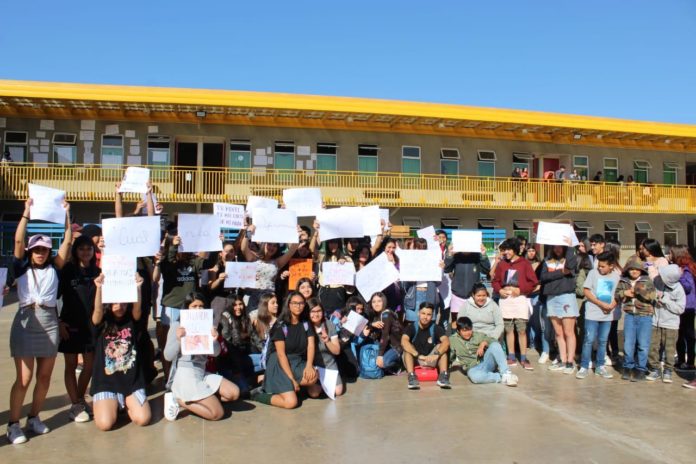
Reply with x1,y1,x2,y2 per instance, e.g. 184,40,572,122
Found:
382,348,400,371
581,320,611,369
623,313,653,371
528,295,553,354
467,342,508,384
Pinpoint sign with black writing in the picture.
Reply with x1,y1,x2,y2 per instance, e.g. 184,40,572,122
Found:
102,216,161,257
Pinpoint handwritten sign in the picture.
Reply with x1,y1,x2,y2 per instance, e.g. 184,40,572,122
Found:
342,310,368,335
246,196,278,217
289,259,313,289
224,262,258,288
322,261,356,286
536,221,579,246
499,295,532,320
317,207,364,241
213,203,245,229
102,216,161,257
362,205,382,236
283,188,323,217
0,268,7,308
180,309,214,355
355,252,400,301
101,255,137,304
452,230,483,253
118,167,150,194
177,214,222,252
398,250,442,282
28,183,66,224
252,208,298,243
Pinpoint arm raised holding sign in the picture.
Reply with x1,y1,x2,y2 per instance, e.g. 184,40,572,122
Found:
15,198,72,270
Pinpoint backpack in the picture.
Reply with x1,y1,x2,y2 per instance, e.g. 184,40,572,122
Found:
413,322,435,342
260,321,309,371
359,343,384,379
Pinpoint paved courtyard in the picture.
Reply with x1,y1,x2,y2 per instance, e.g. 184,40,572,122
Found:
0,302,694,464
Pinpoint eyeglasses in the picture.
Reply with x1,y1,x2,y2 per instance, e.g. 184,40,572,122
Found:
289,301,304,306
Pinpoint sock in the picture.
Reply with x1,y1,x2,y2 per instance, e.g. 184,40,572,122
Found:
508,353,515,360
520,355,528,362
250,390,273,405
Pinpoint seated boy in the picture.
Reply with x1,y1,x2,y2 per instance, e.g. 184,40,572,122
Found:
449,317,518,387
401,303,450,390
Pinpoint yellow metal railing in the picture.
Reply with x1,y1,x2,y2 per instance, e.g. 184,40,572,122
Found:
1,163,695,214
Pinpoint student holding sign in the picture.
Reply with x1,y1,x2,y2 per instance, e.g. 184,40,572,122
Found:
208,239,244,326
7,198,72,445
317,231,353,316
401,238,443,325
444,242,490,323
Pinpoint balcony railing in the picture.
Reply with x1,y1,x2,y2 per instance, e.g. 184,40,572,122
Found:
1,163,695,214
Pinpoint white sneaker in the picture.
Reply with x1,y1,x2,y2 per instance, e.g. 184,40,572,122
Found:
69,402,90,423
164,392,180,421
6,423,27,444
26,416,50,435
501,371,518,387
538,352,549,364
604,355,613,366
576,367,589,379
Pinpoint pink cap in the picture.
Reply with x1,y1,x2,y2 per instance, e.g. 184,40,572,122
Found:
27,234,52,250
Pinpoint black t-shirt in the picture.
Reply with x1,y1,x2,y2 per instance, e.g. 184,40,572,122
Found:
90,313,145,396
268,320,312,357
404,322,446,356
59,262,100,327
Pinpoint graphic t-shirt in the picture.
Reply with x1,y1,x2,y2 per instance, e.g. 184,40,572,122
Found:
583,268,621,322
91,314,144,395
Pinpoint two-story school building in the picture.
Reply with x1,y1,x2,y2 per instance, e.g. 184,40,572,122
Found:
1,79,696,256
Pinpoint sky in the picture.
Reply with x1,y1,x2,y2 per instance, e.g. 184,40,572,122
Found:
1,1,695,124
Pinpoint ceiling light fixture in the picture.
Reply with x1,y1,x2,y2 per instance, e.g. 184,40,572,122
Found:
195,110,206,118
573,133,582,140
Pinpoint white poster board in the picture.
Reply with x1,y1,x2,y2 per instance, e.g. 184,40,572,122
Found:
224,262,258,288
246,196,278,217
101,255,138,304
438,273,452,308
118,167,150,194
342,310,368,335
316,367,339,400
0,268,7,308
452,230,483,253
213,203,245,229
102,216,161,257
398,250,442,282
28,184,66,224
283,188,323,217
252,208,298,243
536,221,579,246
361,205,382,236
317,207,364,241
177,214,222,252
355,252,400,301
417,225,442,259
322,261,356,286
379,208,391,230
180,309,214,355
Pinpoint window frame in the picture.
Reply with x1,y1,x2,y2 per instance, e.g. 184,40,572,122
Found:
603,157,619,182
512,152,532,173
401,145,421,175
573,155,589,180
51,132,77,164
147,135,171,166
101,134,125,166
633,159,651,183
477,150,497,177
663,161,678,185
3,130,28,162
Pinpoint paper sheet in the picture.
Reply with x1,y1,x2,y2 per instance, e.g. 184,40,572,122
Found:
125,130,136,138
246,196,278,217
536,221,579,246
398,250,442,282
177,214,223,252
119,166,150,193
148,125,158,134
451,230,483,253
39,120,54,130
317,207,364,241
213,203,245,229
342,310,368,335
355,253,400,301
101,255,138,304
316,367,339,400
28,184,66,224
102,216,161,257
322,261,356,286
105,124,119,135
180,309,214,355
252,208,298,244
224,262,258,289
288,259,313,289
283,187,323,217
81,120,96,130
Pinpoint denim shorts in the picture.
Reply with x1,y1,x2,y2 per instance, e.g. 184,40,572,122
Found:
93,389,147,409
546,293,579,318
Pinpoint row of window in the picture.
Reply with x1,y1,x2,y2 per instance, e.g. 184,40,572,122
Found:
1,131,680,184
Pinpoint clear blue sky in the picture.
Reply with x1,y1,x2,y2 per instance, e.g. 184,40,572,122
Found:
2,1,695,124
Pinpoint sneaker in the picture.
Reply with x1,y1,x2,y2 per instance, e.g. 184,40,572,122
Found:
682,379,696,389
538,352,549,364
632,370,646,382
75,363,84,374
604,355,613,367
662,369,673,384
6,423,27,445
563,363,575,375
520,359,534,371
595,366,614,379
646,370,660,382
163,392,180,421
26,416,50,435
548,362,565,372
407,372,420,390
436,372,451,389
588,360,594,370
68,402,90,423
621,368,632,381
507,358,518,367
501,371,518,387
575,367,589,379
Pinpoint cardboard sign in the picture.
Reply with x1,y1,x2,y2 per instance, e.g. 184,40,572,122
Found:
355,253,400,301
213,203,245,229
180,309,214,355
224,262,258,289
451,230,483,253
317,207,364,241
288,258,313,289
536,221,579,246
283,188,323,217
118,167,150,194
177,214,222,252
102,216,161,257
322,261,356,286
246,196,278,217
398,250,442,282
28,183,66,224
101,255,138,304
252,208,298,243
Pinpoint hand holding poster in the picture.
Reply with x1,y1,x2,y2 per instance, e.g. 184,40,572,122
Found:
101,255,138,304
224,262,258,288
0,268,7,308
213,203,245,229
28,183,66,224
342,310,368,335
177,214,222,252
398,250,442,282
283,188,323,217
102,216,161,257
118,167,150,194
322,261,356,286
536,221,579,246
289,259,313,289
252,208,298,243
452,230,483,253
355,253,400,301
246,196,278,217
180,309,214,355
317,207,364,241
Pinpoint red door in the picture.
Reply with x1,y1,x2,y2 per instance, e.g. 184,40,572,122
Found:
543,158,560,174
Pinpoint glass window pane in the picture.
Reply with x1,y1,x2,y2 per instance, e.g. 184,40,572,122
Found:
478,161,495,177
103,136,123,147
275,152,294,170
317,154,336,171
8,146,26,162
441,159,458,176
664,232,678,247
54,146,76,163
402,158,420,174
663,170,677,185
604,168,618,182
634,169,648,184
148,149,169,165
604,158,618,168
229,150,250,169
359,156,377,173
574,156,588,167
402,146,420,158
102,147,123,165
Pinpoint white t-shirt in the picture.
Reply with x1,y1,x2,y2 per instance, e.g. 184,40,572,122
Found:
14,259,59,308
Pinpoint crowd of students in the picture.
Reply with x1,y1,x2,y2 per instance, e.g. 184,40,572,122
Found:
3,184,696,445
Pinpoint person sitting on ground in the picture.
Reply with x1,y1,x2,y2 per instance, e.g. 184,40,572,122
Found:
401,303,451,390
449,317,518,387
458,283,503,340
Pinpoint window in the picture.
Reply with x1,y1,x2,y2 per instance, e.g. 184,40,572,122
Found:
573,156,589,180
663,162,678,185
228,139,250,182
573,221,592,242
635,222,652,249
402,216,423,231
52,132,77,164
603,158,618,182
101,135,124,166
664,222,680,247
401,146,421,174
632,160,651,184
274,141,295,182
513,220,533,243
604,221,622,242
358,144,378,186
440,148,460,176
512,153,532,174
477,150,496,177
3,130,28,162
478,218,497,230
316,143,337,172
440,217,462,229
147,136,171,166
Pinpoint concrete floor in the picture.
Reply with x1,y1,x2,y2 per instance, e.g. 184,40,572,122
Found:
0,303,695,464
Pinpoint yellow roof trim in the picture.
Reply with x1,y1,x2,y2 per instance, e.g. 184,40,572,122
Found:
1,79,695,139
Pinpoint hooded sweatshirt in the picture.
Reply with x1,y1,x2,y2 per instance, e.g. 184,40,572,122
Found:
444,253,491,299
458,297,504,339
652,264,686,329
492,256,539,297
679,266,696,311
615,262,656,317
